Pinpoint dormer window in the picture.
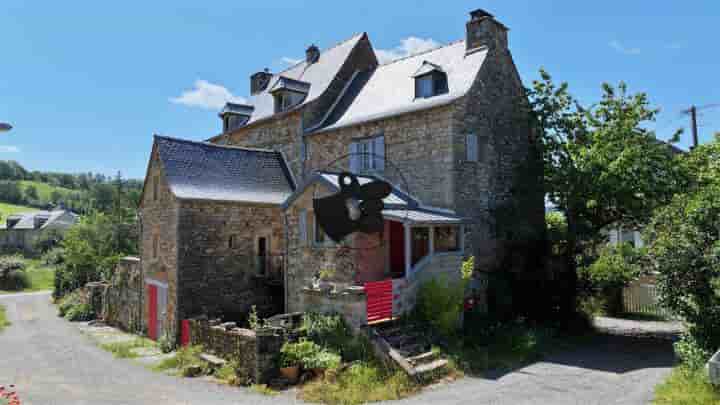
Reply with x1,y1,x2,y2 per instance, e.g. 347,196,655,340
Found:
413,61,448,99
219,102,254,133
270,76,310,113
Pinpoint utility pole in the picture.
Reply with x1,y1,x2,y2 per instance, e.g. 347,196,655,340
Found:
690,105,699,149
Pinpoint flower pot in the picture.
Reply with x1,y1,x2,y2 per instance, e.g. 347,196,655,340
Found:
280,365,300,384
311,367,326,378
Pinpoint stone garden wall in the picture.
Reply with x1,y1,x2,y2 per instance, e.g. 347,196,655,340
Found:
187,318,286,384
85,257,144,333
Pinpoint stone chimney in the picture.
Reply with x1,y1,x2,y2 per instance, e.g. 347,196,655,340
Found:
250,69,273,95
466,9,508,52
306,44,320,64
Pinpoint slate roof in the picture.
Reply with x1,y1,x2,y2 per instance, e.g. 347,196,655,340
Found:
309,40,488,133
1,210,77,230
241,33,365,126
282,170,465,224
219,103,254,117
153,135,295,204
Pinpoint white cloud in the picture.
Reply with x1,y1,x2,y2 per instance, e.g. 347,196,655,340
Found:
170,80,247,110
0,145,20,153
281,56,303,66
609,40,641,55
375,37,442,64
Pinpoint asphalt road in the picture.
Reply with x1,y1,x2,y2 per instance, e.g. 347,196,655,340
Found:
0,292,676,405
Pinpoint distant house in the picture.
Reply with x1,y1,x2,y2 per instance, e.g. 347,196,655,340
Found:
0,210,79,253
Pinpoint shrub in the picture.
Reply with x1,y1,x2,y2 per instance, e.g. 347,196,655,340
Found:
654,366,720,405
64,303,94,321
158,330,176,354
57,290,94,321
301,312,372,362
280,339,321,368
674,333,713,371
580,244,643,315
0,255,28,291
304,350,341,370
416,274,465,338
41,248,65,266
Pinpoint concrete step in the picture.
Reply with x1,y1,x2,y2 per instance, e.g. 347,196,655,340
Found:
413,359,448,376
406,351,440,366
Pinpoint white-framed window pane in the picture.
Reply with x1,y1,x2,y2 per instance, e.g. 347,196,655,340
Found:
373,136,385,171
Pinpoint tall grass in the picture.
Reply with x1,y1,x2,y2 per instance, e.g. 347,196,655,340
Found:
654,366,720,404
100,338,155,359
0,305,10,331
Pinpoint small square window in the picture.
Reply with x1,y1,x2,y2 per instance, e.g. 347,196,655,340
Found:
228,235,236,249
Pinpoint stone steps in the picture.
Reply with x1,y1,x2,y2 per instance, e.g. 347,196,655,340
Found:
368,321,449,379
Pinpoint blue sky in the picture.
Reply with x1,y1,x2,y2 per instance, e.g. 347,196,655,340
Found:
1,1,718,179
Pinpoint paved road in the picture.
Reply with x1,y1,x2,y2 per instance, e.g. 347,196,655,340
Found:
1,293,676,405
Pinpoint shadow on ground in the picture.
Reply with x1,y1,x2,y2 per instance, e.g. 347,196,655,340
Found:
481,330,677,381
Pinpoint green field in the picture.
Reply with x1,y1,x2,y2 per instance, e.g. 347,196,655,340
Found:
0,202,38,221
17,180,74,201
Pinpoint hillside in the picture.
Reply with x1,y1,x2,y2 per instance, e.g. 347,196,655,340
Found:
17,180,74,202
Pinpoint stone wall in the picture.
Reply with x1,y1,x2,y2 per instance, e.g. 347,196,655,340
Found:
451,47,545,273
140,149,180,338
187,318,285,384
284,183,359,313
306,104,456,209
102,257,144,332
297,287,368,329
176,200,285,322
225,112,303,178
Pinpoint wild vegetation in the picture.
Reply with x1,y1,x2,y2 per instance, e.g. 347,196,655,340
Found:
0,160,142,215
0,304,9,332
528,71,685,320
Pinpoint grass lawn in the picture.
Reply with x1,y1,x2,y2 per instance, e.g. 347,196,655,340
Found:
0,256,56,294
17,180,74,202
0,202,38,222
654,366,720,404
0,304,9,331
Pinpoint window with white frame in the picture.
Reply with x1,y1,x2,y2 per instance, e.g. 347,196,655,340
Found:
350,135,384,173
465,134,487,162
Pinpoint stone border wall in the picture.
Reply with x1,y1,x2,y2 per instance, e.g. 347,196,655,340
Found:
85,257,145,333
187,318,285,384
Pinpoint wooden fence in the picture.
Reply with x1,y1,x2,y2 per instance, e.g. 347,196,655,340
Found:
622,281,673,319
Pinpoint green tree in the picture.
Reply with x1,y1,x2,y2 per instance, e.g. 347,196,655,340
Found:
644,135,720,362
24,184,38,201
528,70,685,318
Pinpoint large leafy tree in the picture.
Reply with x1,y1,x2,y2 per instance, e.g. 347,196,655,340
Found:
528,70,685,317
644,135,720,357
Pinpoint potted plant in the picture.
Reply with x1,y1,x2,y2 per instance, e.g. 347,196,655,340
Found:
304,350,341,377
279,344,301,384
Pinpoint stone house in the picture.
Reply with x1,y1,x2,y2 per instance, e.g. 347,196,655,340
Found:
141,8,545,340
139,136,295,340
0,210,78,253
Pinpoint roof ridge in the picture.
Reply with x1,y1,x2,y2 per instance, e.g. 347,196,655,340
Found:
377,39,465,67
154,134,280,154
275,32,366,75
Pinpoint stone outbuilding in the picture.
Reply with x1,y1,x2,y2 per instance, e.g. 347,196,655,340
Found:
139,135,295,340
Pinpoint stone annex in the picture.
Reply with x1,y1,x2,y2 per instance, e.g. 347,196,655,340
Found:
138,8,545,342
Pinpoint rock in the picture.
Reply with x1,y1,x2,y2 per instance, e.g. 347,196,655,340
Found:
220,322,237,330
182,365,205,377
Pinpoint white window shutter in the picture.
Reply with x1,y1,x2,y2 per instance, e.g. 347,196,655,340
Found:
374,136,385,171
298,210,307,245
349,142,359,172
466,134,478,161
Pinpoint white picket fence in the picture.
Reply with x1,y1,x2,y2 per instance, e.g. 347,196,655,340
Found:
622,281,673,319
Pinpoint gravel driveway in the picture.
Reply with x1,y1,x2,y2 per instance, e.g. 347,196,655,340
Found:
0,292,677,405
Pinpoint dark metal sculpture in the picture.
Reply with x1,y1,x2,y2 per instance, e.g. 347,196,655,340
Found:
313,172,392,243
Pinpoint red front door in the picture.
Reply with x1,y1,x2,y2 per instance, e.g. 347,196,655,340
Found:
146,284,158,340
389,221,405,277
